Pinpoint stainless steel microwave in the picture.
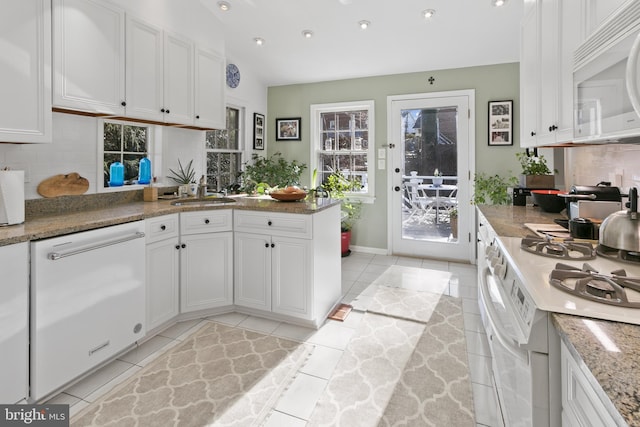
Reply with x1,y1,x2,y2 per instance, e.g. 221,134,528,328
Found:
574,1,640,143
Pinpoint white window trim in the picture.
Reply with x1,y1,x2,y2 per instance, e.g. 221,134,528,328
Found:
310,100,375,202
97,118,156,193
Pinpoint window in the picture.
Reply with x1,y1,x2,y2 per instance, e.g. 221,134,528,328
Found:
205,107,243,192
101,120,151,188
311,100,375,199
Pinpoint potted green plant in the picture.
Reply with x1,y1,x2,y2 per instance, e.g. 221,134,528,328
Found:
168,159,196,196
473,172,519,205
321,170,362,256
239,152,307,194
432,168,444,187
449,207,458,239
516,152,556,189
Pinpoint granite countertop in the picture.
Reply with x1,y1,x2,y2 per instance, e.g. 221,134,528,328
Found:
478,204,639,425
552,314,640,426
0,194,341,247
476,204,565,238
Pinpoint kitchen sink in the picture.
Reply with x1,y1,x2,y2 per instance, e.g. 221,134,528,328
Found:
171,197,237,206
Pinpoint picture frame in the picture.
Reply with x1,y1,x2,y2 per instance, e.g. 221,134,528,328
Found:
488,100,513,146
253,113,265,150
275,117,301,141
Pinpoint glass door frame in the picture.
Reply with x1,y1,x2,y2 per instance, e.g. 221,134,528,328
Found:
386,89,476,263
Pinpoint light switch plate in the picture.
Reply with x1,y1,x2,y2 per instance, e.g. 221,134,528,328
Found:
378,159,385,169
378,148,385,159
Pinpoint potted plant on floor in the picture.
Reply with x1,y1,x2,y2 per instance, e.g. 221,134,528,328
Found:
321,170,362,257
516,151,556,189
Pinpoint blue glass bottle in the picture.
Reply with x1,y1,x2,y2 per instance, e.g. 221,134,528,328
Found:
109,161,124,187
138,157,151,185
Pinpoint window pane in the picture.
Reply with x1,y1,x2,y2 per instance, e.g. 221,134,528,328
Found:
338,132,350,150
353,111,368,129
123,154,144,183
104,123,121,151
321,113,336,131
337,113,351,130
206,152,241,191
123,125,147,152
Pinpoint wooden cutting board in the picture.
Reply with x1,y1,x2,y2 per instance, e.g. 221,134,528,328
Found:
37,173,90,198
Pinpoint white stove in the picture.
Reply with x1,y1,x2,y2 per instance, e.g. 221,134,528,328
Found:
498,236,640,326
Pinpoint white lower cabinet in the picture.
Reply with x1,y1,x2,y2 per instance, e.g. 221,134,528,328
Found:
180,210,233,313
561,341,620,426
0,242,29,403
234,206,341,327
145,214,180,331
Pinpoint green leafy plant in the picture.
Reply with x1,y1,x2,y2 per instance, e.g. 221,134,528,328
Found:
240,153,307,193
168,159,196,184
433,168,442,177
516,152,555,175
321,170,363,231
473,172,518,205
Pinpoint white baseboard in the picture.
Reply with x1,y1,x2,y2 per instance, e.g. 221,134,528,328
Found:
348,245,388,255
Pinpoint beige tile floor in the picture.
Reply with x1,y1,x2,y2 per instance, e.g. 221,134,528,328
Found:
47,252,498,427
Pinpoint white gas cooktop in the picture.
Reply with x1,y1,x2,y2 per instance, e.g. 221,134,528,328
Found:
497,236,640,326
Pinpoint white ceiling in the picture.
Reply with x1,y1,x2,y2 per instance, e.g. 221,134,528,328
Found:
201,0,524,87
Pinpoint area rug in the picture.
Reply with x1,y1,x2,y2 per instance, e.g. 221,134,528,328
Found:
71,322,312,427
307,294,475,427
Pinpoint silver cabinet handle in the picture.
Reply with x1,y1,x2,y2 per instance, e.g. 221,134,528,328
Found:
47,232,145,260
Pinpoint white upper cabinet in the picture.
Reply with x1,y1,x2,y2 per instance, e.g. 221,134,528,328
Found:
0,0,52,143
163,33,194,125
53,0,126,115
53,0,224,128
125,17,164,122
520,0,582,147
195,47,226,129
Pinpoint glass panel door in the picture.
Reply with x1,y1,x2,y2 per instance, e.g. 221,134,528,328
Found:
389,92,473,262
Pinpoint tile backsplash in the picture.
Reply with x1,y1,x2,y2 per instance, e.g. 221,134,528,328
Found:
565,144,640,195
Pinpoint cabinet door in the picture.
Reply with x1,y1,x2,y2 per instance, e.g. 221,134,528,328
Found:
520,6,538,148
0,242,29,403
163,32,194,125
181,232,233,312
536,0,559,146
146,237,180,331
271,236,312,319
0,1,51,144
195,47,226,129
126,16,164,122
234,232,271,311
52,0,125,114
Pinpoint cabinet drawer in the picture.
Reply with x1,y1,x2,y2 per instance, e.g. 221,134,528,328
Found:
181,210,232,234
145,214,179,243
234,210,312,239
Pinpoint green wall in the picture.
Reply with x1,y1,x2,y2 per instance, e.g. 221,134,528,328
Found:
267,62,521,251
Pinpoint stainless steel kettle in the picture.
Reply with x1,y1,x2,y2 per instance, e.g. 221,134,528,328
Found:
599,187,640,251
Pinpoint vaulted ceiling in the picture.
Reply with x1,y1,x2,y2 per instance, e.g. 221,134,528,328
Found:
201,0,523,86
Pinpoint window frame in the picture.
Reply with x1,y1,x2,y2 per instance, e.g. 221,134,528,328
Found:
204,104,245,192
310,100,375,202
97,118,154,193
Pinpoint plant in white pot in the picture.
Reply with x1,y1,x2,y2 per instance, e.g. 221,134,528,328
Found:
432,168,444,187
168,159,196,196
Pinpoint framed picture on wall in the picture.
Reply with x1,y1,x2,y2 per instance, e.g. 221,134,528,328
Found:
275,117,301,141
254,113,265,150
488,100,513,146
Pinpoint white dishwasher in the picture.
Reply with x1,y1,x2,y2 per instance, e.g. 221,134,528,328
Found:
30,221,146,401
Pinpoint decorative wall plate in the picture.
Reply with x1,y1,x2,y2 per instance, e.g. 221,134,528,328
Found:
226,63,240,88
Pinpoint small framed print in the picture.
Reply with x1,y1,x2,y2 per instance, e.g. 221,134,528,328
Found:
254,113,265,150
276,117,301,141
488,100,513,146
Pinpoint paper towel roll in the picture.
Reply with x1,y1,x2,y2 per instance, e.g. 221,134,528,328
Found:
0,170,25,225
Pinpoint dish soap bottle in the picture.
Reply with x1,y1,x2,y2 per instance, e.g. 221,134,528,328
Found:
138,157,151,185
109,161,124,187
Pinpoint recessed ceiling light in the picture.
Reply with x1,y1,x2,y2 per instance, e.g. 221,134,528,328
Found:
254,37,265,46
492,0,508,6
422,9,436,19
302,30,314,39
358,20,371,30
217,1,230,11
